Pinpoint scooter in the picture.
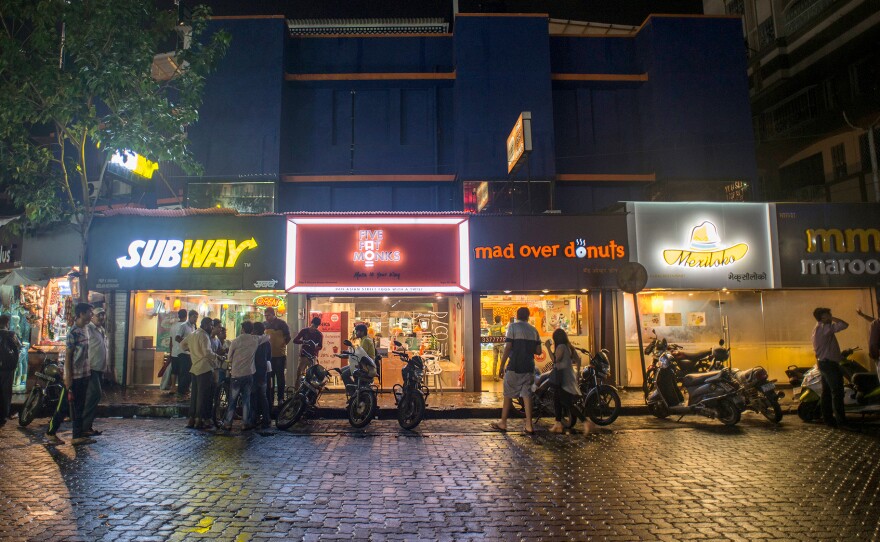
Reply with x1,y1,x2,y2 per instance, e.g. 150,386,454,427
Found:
644,330,728,388
795,347,880,421
276,341,327,430
391,341,429,430
733,366,785,423
18,356,64,427
331,340,379,428
646,340,745,426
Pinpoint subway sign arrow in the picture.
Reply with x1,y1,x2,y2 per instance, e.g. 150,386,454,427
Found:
116,238,258,269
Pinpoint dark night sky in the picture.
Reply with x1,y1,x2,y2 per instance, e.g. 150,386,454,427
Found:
173,0,703,27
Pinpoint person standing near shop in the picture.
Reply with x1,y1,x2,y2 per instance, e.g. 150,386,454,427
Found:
251,322,272,429
175,310,198,400
82,308,109,437
543,329,586,434
222,321,261,431
162,309,186,393
492,307,541,434
0,315,22,427
292,317,323,388
489,316,504,381
264,307,291,409
857,306,880,381
811,307,853,430
181,317,221,429
46,303,95,445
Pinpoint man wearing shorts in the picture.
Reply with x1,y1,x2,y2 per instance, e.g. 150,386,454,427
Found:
492,307,541,434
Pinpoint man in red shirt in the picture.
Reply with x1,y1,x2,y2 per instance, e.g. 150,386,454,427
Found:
292,317,323,389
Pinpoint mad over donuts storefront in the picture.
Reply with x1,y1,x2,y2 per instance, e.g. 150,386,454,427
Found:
88,212,288,387
624,202,879,385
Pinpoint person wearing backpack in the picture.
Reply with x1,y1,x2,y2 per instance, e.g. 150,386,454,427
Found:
0,314,23,427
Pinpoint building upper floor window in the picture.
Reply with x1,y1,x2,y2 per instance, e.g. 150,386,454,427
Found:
831,143,847,180
186,181,275,214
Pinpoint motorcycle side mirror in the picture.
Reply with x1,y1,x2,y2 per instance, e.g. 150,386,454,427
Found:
719,339,725,346
394,340,403,347
343,340,353,347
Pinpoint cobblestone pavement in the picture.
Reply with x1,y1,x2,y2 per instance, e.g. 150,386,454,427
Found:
2,414,880,541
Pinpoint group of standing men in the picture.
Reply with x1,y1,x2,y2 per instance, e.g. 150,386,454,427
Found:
162,306,292,430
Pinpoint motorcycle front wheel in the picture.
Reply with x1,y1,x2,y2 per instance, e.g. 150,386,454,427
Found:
586,385,621,426
797,401,821,422
212,385,230,429
761,393,783,424
397,391,426,430
276,394,307,430
18,387,43,427
647,401,669,419
349,391,376,428
716,399,741,426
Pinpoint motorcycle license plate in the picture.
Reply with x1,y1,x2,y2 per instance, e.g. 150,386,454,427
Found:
760,383,776,392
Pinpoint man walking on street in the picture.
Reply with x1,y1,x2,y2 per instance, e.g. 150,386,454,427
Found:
181,317,221,429
264,307,291,409
812,307,853,430
176,310,198,400
492,307,541,434
46,303,95,445
82,308,109,436
292,316,323,389
222,321,261,431
0,315,22,427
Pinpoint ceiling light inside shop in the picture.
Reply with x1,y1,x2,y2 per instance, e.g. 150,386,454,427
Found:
542,289,549,293
145,297,155,310
503,290,511,294
580,289,587,293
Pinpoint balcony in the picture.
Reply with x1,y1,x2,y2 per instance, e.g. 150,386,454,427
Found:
783,0,838,36
757,18,776,49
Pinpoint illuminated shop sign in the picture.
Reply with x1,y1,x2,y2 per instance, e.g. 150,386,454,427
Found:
286,217,470,293
776,203,880,287
506,112,532,174
116,239,258,269
110,150,159,179
469,215,629,291
626,202,774,289
253,295,285,308
88,216,286,291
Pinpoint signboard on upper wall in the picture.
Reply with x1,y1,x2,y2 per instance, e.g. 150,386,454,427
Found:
627,202,775,289
776,203,880,288
286,217,469,293
88,215,287,291
469,215,629,291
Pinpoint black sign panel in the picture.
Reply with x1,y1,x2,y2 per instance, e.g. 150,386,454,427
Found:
469,215,629,291
776,203,880,288
88,215,286,291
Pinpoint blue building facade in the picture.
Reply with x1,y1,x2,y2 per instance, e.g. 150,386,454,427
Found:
179,12,757,214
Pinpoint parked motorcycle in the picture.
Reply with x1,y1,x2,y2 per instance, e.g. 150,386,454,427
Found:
733,366,784,423
19,356,64,427
646,339,745,425
276,341,327,430
331,340,379,428
795,347,880,421
391,341,429,430
644,330,728,388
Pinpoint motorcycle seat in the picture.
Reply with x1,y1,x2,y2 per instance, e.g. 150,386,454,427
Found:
681,370,723,387
676,350,712,362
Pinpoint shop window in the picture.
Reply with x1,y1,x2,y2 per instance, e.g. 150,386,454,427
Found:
831,143,847,180
308,296,465,391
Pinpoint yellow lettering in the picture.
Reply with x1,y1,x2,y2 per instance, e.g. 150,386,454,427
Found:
805,229,844,253
226,238,258,267
203,240,227,268
182,240,215,268
663,244,749,267
844,228,880,253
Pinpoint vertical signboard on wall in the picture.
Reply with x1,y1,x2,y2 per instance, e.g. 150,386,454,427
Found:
626,202,775,289
775,203,880,288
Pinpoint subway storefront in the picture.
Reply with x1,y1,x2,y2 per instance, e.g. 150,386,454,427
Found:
88,212,288,386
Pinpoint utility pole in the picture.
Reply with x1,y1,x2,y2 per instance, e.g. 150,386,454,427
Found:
844,112,880,202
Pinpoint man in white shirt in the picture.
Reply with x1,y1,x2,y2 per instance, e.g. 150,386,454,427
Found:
181,317,220,429
174,310,198,399
221,321,264,431
82,309,109,436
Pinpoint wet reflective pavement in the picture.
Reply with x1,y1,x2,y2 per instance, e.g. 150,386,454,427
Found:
2,415,880,541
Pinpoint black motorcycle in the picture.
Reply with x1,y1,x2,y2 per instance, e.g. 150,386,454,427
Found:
276,341,327,430
19,357,64,427
733,366,784,423
647,339,745,426
331,340,379,428
391,340,429,430
644,330,728,388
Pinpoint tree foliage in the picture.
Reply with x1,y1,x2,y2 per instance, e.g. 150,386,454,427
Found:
0,0,229,294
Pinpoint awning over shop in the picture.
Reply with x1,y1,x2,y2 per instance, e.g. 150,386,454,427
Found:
0,267,72,287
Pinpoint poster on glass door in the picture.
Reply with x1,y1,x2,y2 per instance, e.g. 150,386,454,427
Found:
310,311,347,369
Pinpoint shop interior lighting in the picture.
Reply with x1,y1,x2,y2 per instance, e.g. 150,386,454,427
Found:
503,290,511,294
542,289,549,293
173,298,181,310
145,297,155,310
580,289,587,293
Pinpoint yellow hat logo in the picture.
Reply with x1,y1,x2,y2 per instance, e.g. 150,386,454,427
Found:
663,221,748,268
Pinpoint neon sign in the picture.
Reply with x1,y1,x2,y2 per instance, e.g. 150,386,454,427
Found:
110,150,159,179
354,230,401,268
253,295,284,308
662,221,748,268
116,238,258,269
474,239,625,260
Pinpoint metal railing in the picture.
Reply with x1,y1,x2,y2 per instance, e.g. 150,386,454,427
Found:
757,18,776,49
784,0,838,36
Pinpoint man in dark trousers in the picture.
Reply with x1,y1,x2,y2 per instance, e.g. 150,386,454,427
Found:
264,307,291,409
0,315,22,427
46,303,95,445
811,307,854,430
292,316,323,389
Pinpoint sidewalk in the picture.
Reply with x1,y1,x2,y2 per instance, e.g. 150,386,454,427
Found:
11,385,799,420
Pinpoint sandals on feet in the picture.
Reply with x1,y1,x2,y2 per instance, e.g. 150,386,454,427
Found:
489,422,507,432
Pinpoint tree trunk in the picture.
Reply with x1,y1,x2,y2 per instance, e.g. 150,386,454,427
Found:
79,228,89,302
